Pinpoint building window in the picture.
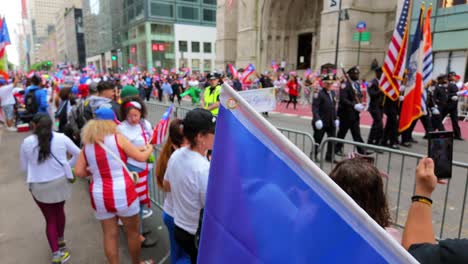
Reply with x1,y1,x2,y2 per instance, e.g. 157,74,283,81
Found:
151,24,172,35
192,41,200,53
203,42,212,53
203,0,216,5
439,0,467,7
179,58,188,68
192,59,200,70
204,59,211,72
203,9,216,22
151,2,174,18
180,0,198,2
179,41,188,52
178,6,199,20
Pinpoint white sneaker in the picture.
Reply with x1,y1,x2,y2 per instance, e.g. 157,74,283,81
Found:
142,209,153,219
118,218,123,226
6,126,16,132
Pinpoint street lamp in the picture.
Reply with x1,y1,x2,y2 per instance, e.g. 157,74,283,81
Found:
334,2,350,67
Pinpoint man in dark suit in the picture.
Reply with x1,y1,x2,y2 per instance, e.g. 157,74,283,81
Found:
335,66,370,155
441,72,463,140
367,68,385,146
312,73,339,162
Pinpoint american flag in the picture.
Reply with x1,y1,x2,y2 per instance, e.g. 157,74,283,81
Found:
151,104,174,145
379,0,412,101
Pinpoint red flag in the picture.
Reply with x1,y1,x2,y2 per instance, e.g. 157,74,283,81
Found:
399,5,424,132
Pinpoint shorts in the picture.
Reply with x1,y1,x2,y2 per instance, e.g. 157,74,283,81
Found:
2,104,14,120
94,199,140,220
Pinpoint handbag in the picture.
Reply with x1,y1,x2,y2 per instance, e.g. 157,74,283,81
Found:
50,152,75,182
97,141,139,184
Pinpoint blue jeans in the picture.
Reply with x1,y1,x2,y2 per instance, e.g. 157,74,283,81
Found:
162,211,191,264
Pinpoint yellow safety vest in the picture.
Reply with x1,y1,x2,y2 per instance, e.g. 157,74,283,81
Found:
204,85,222,115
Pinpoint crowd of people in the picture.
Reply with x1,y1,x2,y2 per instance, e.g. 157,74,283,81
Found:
1,65,467,263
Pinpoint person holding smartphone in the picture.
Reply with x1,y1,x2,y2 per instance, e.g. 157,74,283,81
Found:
403,158,468,263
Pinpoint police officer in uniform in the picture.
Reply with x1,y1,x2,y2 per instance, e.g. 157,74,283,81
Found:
202,72,222,116
335,66,370,155
442,72,464,140
431,75,447,132
312,73,339,162
367,67,385,146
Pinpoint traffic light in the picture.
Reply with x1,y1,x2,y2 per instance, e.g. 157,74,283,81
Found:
47,61,51,65
111,55,117,61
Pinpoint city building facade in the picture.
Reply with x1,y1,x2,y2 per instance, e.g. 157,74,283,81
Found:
216,0,400,76
64,8,86,68
410,0,468,81
25,0,82,64
115,0,215,73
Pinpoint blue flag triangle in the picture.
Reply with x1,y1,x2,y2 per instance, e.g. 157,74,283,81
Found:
198,84,417,263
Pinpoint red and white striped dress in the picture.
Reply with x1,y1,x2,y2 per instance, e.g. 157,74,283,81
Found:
84,135,138,213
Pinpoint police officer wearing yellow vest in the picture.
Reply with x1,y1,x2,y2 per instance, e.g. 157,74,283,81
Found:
202,72,222,116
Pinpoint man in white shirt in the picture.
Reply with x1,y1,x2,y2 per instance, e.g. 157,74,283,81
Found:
0,76,20,131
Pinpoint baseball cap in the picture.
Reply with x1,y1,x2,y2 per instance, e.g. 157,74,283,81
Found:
121,85,139,98
183,108,217,136
95,107,116,121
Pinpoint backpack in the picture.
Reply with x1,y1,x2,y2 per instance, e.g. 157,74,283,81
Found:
25,89,39,114
64,99,95,145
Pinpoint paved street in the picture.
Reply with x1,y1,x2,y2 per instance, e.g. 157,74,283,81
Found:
0,130,170,264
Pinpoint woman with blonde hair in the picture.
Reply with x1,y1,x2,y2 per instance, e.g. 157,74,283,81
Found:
74,107,154,264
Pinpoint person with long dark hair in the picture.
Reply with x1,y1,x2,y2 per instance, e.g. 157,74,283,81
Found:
155,118,190,264
165,108,216,263
329,158,401,242
20,113,80,264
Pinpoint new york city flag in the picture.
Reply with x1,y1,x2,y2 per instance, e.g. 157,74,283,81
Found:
197,84,417,263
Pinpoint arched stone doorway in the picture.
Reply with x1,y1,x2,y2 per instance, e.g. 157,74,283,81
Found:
259,0,323,71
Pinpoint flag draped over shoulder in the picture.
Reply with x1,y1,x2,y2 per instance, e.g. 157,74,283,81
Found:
399,6,425,133
197,83,417,263
150,104,173,145
379,0,412,101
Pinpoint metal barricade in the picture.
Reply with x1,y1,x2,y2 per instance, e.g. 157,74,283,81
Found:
148,146,165,210
146,101,174,124
175,105,195,119
319,137,468,239
276,127,316,160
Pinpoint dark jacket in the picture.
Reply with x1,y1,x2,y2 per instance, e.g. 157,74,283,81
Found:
433,84,449,109
312,89,337,128
337,80,362,120
367,78,384,111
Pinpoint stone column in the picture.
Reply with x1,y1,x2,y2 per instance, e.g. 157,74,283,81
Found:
215,0,239,70
145,22,153,71
235,0,259,67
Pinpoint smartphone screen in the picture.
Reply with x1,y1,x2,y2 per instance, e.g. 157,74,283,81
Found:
428,131,453,179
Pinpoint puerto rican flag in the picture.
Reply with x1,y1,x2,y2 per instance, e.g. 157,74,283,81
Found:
228,64,238,78
241,64,256,83
151,104,174,145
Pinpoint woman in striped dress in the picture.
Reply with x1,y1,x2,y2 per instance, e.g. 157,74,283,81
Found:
74,108,154,264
